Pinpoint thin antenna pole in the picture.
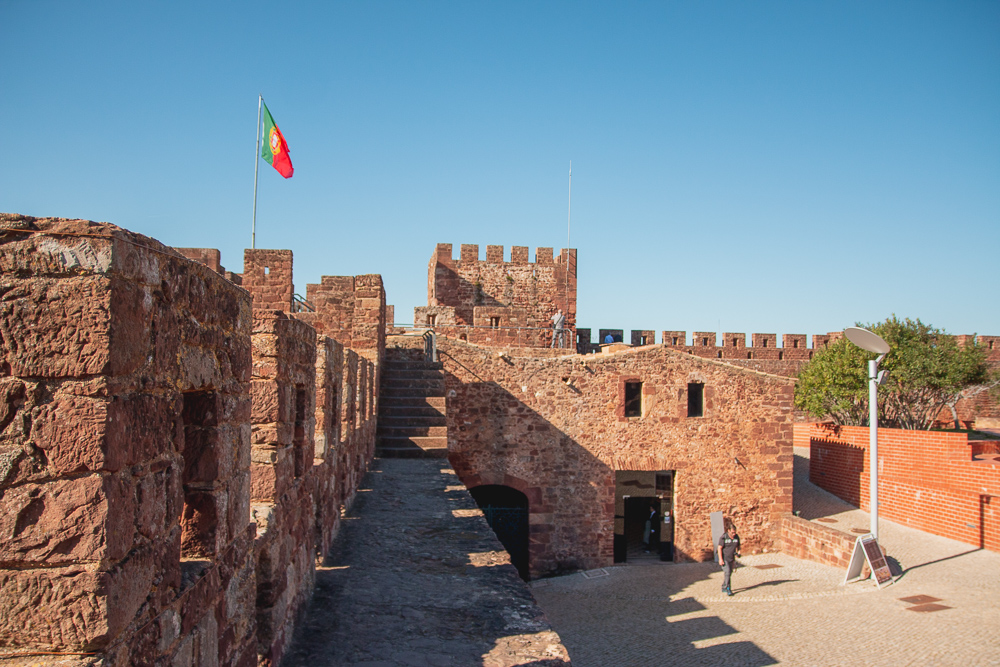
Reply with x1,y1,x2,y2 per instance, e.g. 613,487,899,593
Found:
252,95,262,249
566,161,572,330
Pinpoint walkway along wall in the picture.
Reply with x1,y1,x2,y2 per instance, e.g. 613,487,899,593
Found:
399,335,797,577
0,216,384,666
802,423,1000,552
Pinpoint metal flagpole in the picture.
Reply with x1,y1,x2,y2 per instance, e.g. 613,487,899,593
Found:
252,95,262,249
565,161,571,344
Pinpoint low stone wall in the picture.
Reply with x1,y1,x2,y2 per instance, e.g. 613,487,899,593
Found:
779,514,856,569
805,423,1000,552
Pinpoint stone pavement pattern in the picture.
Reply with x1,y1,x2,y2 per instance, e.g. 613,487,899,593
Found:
529,449,1000,666
282,458,570,667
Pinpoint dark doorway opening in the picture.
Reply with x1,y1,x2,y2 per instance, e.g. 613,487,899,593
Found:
470,485,529,580
614,470,674,564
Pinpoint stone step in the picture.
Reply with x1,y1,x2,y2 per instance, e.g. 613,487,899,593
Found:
382,378,446,390
376,436,449,459
381,386,445,398
384,361,444,372
380,370,443,381
377,425,448,438
378,415,447,427
380,395,445,408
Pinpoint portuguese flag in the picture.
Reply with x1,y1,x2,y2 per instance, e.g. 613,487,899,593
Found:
261,101,293,178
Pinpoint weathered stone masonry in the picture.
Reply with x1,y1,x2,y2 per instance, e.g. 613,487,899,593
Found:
0,217,256,665
0,216,384,667
406,336,797,577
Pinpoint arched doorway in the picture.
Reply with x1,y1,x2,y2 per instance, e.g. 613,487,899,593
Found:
469,485,529,579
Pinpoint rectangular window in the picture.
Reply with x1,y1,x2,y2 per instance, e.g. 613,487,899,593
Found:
672,337,679,345
490,316,501,329
624,382,642,418
639,335,647,345
687,383,704,418
427,314,437,327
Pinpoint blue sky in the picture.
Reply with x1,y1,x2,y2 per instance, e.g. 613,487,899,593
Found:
3,1,998,343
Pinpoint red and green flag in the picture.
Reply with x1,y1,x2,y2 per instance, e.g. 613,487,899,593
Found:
261,101,293,178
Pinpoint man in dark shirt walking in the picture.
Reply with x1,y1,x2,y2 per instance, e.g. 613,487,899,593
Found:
717,521,741,596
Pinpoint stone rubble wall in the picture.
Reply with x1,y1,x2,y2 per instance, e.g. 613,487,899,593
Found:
416,243,577,349
0,216,383,667
392,334,796,577
0,216,256,666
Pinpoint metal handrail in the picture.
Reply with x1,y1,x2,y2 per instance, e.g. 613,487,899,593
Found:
292,293,315,313
421,329,438,363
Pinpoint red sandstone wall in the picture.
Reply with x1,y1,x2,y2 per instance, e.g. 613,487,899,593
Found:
244,249,294,313
805,423,1000,552
0,216,256,666
419,243,577,349
249,311,318,666
417,336,796,576
780,514,856,569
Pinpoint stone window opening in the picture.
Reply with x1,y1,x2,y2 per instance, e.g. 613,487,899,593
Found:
427,314,437,327
779,351,784,360
687,383,704,418
639,335,648,345
672,337,679,345
731,338,737,347
793,340,799,348
747,351,753,359
490,316,501,329
180,390,220,588
264,266,270,275
717,351,722,358
624,382,642,418
701,337,709,347
294,386,308,478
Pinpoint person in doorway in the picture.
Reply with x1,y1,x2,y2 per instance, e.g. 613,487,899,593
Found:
717,521,741,596
603,333,614,344
551,309,566,348
643,503,659,553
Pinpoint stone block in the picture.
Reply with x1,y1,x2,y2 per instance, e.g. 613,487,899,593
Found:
0,473,134,564
0,276,111,378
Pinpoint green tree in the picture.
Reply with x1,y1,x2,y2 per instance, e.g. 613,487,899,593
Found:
794,316,992,430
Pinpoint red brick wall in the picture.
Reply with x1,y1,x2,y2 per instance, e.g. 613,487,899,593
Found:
0,216,256,666
806,423,1000,552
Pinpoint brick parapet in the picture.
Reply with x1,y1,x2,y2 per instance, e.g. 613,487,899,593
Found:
0,216,255,666
243,249,294,313
779,513,856,569
803,423,1000,552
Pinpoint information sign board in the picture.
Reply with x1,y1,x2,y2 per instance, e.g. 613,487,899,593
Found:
844,533,893,589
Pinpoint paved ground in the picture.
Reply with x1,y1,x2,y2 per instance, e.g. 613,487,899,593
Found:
282,458,570,667
530,448,1000,667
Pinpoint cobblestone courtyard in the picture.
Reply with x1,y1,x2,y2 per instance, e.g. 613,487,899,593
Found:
530,448,1000,666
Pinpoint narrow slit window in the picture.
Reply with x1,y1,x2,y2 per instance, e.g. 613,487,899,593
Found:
427,314,437,327
624,382,642,418
490,316,501,329
687,383,704,418
672,337,679,345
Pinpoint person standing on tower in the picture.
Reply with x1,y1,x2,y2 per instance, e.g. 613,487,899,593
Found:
551,309,566,348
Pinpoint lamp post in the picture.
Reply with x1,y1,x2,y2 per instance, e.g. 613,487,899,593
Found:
843,327,890,541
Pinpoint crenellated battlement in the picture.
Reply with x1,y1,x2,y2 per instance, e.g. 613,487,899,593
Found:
420,242,578,348
435,242,576,267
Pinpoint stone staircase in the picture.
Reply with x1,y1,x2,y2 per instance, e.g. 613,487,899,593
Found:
376,348,448,458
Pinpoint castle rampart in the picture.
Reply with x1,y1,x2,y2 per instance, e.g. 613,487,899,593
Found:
0,215,383,666
416,242,577,349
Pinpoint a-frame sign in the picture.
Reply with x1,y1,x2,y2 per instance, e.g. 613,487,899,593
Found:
844,533,893,589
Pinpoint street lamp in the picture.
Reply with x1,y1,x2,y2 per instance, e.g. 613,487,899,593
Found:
843,327,890,541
